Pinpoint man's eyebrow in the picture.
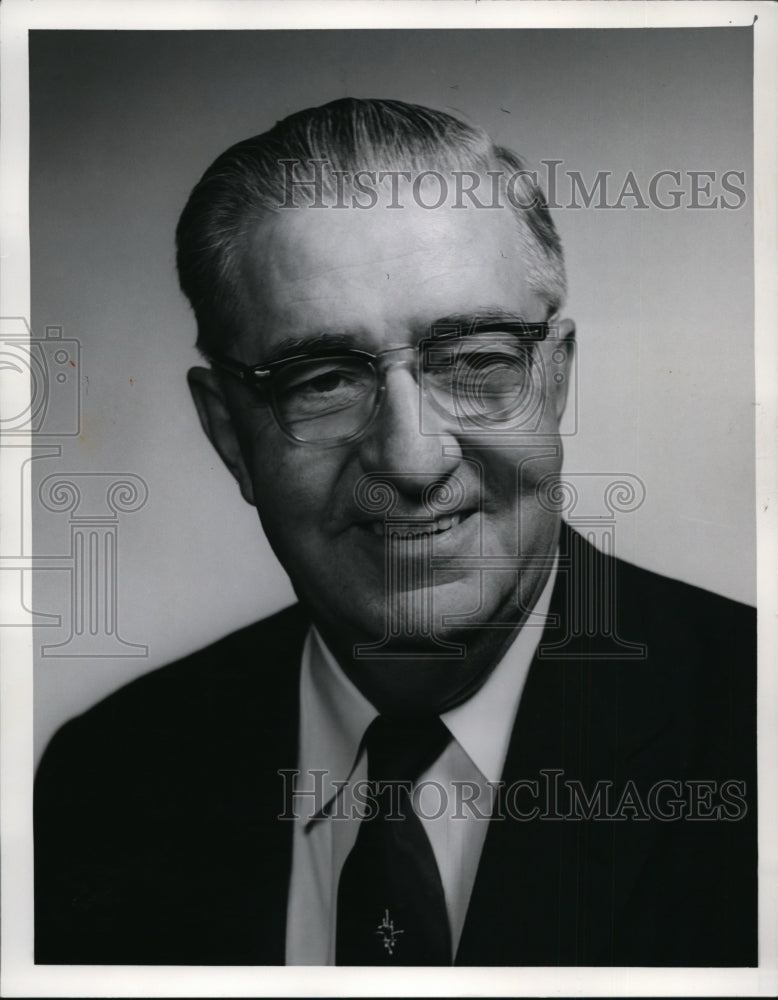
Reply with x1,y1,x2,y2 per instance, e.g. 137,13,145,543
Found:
255,312,541,365
421,311,536,336
258,332,359,365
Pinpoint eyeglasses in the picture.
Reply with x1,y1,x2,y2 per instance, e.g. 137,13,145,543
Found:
207,321,550,445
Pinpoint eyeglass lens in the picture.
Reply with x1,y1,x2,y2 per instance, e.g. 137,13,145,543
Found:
274,336,542,442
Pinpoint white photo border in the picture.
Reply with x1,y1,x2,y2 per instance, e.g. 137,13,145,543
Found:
1,1,776,996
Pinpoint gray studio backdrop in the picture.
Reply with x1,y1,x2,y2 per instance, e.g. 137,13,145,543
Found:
30,28,754,763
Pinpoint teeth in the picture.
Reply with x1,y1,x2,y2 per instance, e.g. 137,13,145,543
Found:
435,512,462,532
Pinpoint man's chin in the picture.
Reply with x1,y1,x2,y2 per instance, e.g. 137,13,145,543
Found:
313,575,513,659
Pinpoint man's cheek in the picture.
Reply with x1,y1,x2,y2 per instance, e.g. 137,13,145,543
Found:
252,452,313,509
481,446,562,507
253,475,312,546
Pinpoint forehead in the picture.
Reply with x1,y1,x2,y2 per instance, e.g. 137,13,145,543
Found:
237,200,544,357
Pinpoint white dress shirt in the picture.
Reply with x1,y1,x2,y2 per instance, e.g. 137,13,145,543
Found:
285,561,558,965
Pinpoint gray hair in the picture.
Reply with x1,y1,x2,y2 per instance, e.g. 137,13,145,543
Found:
176,98,567,352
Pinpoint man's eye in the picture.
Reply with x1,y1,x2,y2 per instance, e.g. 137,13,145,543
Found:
455,347,528,369
276,361,373,420
300,370,352,395
284,365,367,396
456,354,530,392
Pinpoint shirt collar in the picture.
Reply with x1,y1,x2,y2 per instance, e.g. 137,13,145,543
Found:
298,554,558,799
441,556,558,783
298,627,377,811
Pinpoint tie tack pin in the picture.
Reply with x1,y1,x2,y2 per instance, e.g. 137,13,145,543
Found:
376,909,404,955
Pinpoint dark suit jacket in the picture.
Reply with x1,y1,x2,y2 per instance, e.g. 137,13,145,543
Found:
34,525,757,965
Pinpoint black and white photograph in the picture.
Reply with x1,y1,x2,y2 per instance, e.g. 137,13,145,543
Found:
1,1,776,996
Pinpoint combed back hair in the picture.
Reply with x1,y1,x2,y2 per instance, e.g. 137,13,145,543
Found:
176,98,567,353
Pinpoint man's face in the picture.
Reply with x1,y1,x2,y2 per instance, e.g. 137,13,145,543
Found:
192,196,573,714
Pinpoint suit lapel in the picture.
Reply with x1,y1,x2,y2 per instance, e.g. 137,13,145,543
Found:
456,526,683,965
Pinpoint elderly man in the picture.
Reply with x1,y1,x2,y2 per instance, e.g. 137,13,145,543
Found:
35,98,757,967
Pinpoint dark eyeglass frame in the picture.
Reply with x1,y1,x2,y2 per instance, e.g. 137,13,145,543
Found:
206,321,550,445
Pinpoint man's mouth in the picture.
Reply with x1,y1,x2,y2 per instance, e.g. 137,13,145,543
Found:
366,512,466,537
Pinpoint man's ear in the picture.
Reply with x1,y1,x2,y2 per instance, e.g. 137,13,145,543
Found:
549,317,576,423
187,366,255,506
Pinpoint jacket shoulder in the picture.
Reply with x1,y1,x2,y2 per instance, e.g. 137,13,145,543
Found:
36,602,308,781
612,548,754,621
562,523,756,645
34,604,306,964
609,547,756,662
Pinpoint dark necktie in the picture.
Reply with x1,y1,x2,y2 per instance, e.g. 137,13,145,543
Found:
335,714,453,965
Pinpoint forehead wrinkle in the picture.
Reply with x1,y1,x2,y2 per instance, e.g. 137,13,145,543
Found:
412,260,517,293
250,205,515,289
269,245,464,289
244,249,449,322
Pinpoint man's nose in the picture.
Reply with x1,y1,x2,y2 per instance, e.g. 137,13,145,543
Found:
357,365,462,485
